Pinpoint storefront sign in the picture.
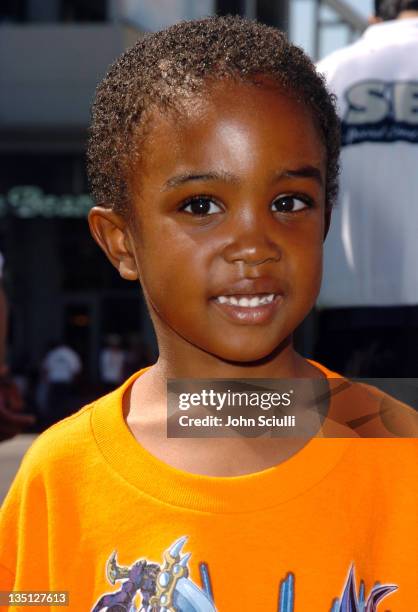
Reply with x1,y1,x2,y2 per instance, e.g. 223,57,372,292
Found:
0,186,92,218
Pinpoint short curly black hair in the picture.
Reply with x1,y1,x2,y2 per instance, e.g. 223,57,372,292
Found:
87,15,340,216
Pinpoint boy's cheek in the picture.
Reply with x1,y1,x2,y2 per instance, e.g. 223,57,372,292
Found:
288,248,323,305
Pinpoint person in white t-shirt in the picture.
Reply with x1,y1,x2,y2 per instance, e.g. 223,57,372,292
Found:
43,344,82,383
42,342,82,426
315,0,418,376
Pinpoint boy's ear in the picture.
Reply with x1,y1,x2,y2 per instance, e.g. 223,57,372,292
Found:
88,207,138,280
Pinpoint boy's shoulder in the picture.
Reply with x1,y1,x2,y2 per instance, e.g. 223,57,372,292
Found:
14,371,142,486
18,400,98,479
328,377,418,438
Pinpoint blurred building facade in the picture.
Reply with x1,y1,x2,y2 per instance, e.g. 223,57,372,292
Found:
294,0,367,60
0,0,154,381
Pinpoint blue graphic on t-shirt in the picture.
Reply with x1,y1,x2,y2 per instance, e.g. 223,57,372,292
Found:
91,536,398,611
277,565,397,612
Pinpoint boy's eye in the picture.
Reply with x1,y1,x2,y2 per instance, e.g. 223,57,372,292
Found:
180,197,222,216
271,195,311,213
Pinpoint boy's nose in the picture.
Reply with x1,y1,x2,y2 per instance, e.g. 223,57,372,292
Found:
223,241,281,266
221,225,282,267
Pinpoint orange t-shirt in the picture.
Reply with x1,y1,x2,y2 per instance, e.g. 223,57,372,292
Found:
1,362,418,611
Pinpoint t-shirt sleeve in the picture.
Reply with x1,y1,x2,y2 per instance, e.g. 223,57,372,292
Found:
0,562,13,592
0,441,50,598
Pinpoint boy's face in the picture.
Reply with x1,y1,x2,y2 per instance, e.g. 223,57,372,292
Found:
92,79,328,363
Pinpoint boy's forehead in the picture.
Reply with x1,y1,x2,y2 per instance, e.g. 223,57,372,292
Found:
134,81,326,189
149,77,301,129
131,83,326,201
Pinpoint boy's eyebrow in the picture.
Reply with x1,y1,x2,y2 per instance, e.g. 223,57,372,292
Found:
278,166,323,186
162,170,239,191
162,165,323,191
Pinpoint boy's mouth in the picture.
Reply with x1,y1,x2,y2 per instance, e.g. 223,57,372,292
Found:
210,279,284,324
215,294,276,307
211,293,283,324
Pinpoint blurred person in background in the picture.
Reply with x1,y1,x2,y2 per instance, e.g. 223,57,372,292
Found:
99,334,125,392
41,340,82,427
0,251,34,441
315,0,418,377
0,252,7,378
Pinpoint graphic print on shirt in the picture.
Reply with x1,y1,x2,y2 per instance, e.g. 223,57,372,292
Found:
91,536,216,612
279,565,397,612
341,80,418,147
91,536,397,611
328,565,397,612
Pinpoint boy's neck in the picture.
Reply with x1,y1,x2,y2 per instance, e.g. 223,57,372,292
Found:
152,334,320,381
124,337,325,478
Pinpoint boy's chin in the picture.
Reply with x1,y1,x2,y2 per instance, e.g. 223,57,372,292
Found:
209,340,288,366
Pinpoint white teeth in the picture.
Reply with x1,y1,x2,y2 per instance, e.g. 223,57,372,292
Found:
216,294,276,307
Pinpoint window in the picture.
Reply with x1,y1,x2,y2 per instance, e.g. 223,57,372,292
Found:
0,0,26,23
60,0,107,22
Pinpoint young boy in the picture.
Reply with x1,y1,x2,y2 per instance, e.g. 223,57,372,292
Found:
1,16,417,612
